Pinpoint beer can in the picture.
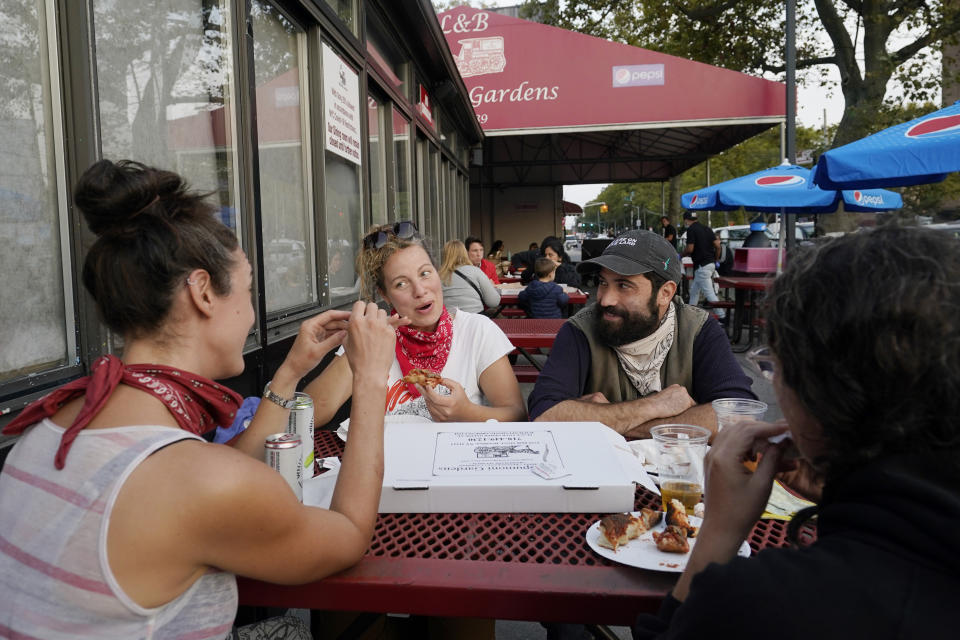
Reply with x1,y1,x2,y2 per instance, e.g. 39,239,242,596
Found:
286,392,316,478
264,433,303,501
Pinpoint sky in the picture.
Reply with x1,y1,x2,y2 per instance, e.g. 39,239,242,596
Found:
476,1,849,207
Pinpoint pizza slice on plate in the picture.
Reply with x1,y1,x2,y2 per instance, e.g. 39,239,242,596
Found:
597,508,663,552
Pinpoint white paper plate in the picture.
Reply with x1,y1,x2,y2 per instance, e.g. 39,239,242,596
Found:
585,513,750,572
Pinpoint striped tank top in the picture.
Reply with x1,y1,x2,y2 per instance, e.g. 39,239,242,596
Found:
0,419,237,639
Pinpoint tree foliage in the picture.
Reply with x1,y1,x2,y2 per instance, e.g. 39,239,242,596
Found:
523,1,960,147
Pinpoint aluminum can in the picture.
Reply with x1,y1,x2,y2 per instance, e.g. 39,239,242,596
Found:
286,392,316,478
264,432,303,501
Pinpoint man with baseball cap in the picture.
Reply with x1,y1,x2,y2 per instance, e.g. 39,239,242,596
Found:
527,230,754,437
683,210,725,318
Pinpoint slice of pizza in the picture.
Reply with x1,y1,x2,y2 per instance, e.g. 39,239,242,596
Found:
402,368,442,389
597,513,644,551
652,525,691,554
665,498,698,538
638,507,662,531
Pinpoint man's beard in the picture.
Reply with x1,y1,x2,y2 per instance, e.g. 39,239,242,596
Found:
596,297,663,347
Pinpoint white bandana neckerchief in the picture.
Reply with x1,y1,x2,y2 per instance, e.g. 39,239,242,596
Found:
613,302,676,396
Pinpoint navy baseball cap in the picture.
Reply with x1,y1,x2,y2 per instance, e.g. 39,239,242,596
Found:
576,230,682,284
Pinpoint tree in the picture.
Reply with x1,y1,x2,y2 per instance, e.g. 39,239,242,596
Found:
523,1,960,148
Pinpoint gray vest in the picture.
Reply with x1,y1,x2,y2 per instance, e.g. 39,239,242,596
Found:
568,300,708,403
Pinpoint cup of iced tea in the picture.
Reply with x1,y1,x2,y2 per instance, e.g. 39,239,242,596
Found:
650,424,711,515
711,398,768,432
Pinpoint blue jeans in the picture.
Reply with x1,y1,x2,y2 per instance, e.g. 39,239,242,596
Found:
689,262,724,318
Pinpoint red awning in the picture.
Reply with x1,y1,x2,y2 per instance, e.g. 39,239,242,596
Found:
439,8,785,185
562,200,583,214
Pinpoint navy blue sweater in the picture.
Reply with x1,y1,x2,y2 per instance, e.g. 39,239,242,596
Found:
517,279,569,319
528,316,754,419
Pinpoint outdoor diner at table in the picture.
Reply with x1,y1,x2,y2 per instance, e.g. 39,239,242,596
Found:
236,430,812,626
716,274,775,350
497,284,588,317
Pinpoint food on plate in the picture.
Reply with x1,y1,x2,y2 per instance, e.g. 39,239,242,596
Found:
597,508,662,551
666,498,699,538
402,369,442,388
652,525,691,554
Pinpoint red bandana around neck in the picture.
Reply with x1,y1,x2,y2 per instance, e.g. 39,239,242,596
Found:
2,354,243,469
394,307,454,398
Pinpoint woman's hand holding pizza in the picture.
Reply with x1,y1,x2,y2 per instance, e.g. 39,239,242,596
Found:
418,378,474,422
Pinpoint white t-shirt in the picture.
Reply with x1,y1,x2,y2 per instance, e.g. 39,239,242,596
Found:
339,309,514,421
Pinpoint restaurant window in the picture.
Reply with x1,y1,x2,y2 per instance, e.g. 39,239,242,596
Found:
440,109,457,154
416,136,432,244
321,44,363,302
94,0,240,235
365,12,408,99
0,0,74,387
367,93,387,226
322,0,356,35
250,1,316,314
392,108,412,220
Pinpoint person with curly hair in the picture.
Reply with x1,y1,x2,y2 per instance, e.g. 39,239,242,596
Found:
307,223,525,426
633,226,960,639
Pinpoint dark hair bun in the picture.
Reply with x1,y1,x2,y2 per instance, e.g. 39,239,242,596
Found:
74,159,201,236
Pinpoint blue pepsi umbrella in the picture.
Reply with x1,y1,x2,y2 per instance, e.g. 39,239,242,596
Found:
682,163,902,213
813,100,960,189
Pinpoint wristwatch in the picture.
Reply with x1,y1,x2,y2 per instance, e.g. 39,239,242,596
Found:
262,381,296,409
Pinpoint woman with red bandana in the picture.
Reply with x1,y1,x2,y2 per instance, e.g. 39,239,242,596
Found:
307,223,526,425
0,160,399,639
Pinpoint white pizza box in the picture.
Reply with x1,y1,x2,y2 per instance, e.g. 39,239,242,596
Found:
378,421,635,513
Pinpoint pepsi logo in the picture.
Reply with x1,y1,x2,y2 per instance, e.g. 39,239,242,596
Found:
614,68,631,85
905,114,960,138
755,175,805,187
691,194,701,205
853,191,884,206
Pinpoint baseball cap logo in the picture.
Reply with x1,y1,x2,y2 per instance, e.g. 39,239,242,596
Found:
755,175,805,187
905,114,960,138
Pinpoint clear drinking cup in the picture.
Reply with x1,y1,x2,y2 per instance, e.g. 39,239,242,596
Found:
711,398,768,432
650,424,711,515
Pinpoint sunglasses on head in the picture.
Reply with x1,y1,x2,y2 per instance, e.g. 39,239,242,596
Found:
362,220,419,250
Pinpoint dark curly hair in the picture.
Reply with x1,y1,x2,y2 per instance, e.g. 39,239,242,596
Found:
76,160,239,338
765,225,960,486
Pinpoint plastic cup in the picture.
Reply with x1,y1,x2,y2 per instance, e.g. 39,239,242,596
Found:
650,424,711,515
711,398,768,432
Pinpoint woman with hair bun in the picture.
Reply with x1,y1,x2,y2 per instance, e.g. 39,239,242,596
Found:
0,160,400,639
306,222,525,426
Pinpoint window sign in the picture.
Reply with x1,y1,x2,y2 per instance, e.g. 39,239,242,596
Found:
322,43,361,166
417,85,435,128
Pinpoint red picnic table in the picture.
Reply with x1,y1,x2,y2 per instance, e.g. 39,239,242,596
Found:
493,318,566,381
237,432,815,625
716,275,775,352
